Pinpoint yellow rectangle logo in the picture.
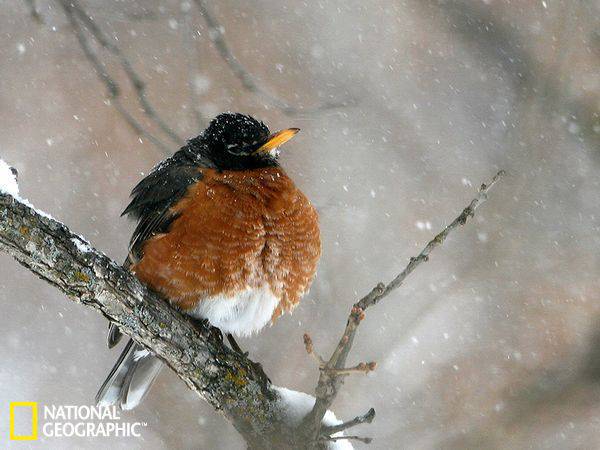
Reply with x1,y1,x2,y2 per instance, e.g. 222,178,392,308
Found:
9,402,38,441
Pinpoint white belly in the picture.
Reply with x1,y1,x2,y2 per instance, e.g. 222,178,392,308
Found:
187,285,279,337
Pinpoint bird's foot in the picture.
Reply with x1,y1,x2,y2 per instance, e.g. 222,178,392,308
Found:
226,333,248,357
250,360,272,389
191,318,223,342
209,326,224,343
226,333,272,389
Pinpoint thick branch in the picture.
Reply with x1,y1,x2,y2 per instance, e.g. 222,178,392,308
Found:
302,170,506,441
0,182,304,448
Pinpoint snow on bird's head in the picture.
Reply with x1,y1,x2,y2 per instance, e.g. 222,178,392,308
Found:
203,112,270,156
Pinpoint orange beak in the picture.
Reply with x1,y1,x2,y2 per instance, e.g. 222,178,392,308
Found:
254,128,300,153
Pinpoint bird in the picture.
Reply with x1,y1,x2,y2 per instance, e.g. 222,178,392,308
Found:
95,112,321,410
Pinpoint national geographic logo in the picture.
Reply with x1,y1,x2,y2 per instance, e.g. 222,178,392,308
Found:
8,402,146,440
9,402,38,440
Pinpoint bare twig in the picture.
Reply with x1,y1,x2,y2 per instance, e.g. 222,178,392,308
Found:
321,408,375,436
322,362,377,376
192,0,352,115
359,169,506,310
68,1,185,146
24,0,44,23
67,0,184,146
59,0,185,153
320,435,373,444
301,170,506,441
303,333,326,367
59,1,172,155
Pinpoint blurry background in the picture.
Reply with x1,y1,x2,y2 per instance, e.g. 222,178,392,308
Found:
1,0,600,448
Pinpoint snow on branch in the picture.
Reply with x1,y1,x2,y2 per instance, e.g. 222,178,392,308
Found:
0,160,19,197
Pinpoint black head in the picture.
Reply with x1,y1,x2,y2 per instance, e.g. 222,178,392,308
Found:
189,112,299,170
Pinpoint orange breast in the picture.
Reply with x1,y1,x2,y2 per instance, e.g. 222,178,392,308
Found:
131,167,321,322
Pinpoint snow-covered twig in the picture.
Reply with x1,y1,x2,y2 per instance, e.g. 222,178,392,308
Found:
301,171,506,442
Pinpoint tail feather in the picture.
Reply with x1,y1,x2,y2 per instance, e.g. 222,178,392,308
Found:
96,339,163,410
107,322,123,348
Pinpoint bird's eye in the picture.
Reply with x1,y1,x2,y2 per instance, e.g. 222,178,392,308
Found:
226,141,255,155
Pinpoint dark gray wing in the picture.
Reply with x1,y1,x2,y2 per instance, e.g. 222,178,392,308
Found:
124,150,204,263
108,148,205,348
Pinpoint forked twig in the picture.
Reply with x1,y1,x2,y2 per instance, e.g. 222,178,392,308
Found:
303,170,506,441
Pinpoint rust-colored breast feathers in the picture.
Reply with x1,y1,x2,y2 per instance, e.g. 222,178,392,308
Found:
131,167,321,321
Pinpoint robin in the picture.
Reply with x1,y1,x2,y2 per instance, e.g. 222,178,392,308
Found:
96,112,321,409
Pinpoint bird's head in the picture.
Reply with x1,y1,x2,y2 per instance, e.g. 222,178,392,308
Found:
191,112,299,170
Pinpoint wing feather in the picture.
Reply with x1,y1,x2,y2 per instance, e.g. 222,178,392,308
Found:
123,149,204,262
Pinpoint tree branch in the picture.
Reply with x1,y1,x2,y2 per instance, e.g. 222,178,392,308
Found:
193,0,353,115
0,159,504,449
302,170,506,442
0,164,311,449
58,0,184,155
